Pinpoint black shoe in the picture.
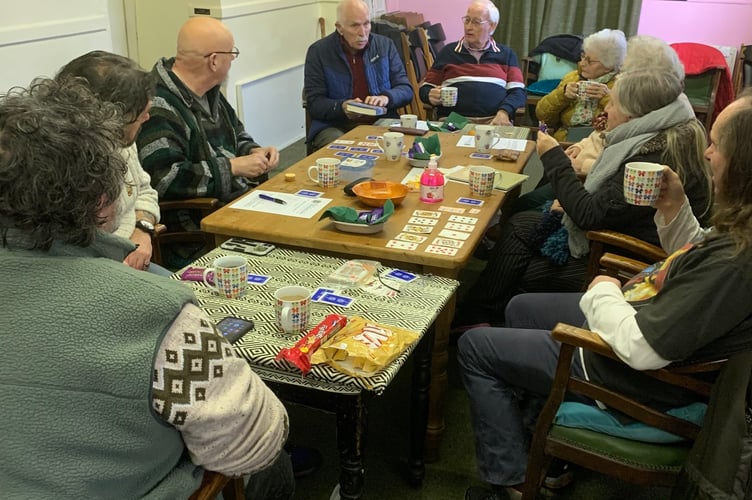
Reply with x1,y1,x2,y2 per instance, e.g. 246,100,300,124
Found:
465,486,504,500
286,444,323,478
544,459,574,489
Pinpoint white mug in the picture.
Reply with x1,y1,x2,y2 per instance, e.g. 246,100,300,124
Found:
202,255,248,299
308,157,340,187
624,162,663,206
468,165,499,197
274,285,311,334
440,87,458,107
400,114,418,128
377,132,405,162
474,125,501,153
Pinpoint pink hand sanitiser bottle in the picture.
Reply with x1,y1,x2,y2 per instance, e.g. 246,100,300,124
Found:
419,155,444,203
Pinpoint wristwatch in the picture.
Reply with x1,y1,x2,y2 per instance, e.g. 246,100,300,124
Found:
135,219,155,235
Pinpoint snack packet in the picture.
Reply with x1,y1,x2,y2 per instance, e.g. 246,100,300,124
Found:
311,316,420,378
275,314,347,375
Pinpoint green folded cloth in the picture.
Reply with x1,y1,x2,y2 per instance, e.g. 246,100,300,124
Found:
410,134,442,160
427,111,469,133
319,199,394,225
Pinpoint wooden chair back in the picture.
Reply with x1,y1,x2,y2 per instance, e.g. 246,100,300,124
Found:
521,320,726,499
732,44,752,97
151,197,223,267
684,67,724,133
584,229,667,286
189,470,245,500
399,31,427,120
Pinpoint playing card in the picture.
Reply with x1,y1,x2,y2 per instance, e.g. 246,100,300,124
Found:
358,141,379,147
448,215,479,224
311,287,335,301
444,222,475,232
439,206,466,214
408,217,439,226
439,229,471,240
413,210,441,218
366,135,381,140
357,154,378,160
432,237,464,248
247,273,270,285
469,152,492,159
327,144,347,150
334,151,355,157
425,244,458,256
386,239,419,250
403,224,434,234
457,197,484,206
348,146,369,152
319,292,354,307
395,232,428,243
384,269,418,282
296,189,323,197
333,139,355,144
372,149,384,154
468,208,482,214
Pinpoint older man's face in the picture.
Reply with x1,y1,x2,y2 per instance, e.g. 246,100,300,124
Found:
463,3,496,49
337,6,371,52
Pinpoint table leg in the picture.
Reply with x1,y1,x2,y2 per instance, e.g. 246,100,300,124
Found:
337,394,367,500
424,292,455,463
408,326,434,487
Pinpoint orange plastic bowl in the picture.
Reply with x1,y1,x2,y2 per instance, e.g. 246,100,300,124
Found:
352,181,409,207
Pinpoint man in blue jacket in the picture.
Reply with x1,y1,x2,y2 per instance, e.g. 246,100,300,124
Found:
304,0,413,151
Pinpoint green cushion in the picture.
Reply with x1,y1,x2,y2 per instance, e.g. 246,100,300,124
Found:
684,72,715,107
549,425,690,471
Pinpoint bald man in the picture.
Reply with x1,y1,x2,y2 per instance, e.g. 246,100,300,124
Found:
304,0,413,151
137,16,279,234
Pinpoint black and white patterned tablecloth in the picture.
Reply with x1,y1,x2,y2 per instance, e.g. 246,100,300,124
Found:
172,247,458,395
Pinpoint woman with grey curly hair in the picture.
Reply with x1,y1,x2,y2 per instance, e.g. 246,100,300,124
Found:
536,28,627,141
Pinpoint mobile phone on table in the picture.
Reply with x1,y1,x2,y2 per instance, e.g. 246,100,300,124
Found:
216,316,255,343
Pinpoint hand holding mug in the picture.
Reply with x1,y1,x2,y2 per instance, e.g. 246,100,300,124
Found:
653,166,688,223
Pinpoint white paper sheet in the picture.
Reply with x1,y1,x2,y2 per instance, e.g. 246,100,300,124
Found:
230,190,332,218
456,135,527,151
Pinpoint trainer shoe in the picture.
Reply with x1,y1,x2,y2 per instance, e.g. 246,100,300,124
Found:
544,459,574,489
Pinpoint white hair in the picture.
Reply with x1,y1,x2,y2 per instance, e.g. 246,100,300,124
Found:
336,0,370,24
622,35,685,80
583,28,627,71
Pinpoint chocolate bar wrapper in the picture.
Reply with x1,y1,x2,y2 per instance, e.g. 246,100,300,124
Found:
275,314,348,375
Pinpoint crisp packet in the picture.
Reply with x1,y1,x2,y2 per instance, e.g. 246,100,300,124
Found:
310,316,419,378
274,314,347,375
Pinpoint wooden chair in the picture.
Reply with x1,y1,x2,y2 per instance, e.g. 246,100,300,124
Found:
521,319,726,499
732,44,752,97
302,17,327,154
399,31,427,120
151,197,223,267
189,470,245,500
584,229,667,286
684,67,724,133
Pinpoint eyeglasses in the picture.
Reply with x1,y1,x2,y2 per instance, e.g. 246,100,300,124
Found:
461,16,489,26
580,52,600,65
204,46,240,60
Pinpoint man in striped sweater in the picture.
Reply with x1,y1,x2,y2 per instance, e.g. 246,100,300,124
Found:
419,0,525,125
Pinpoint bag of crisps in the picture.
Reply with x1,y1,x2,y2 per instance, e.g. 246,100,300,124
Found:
311,316,419,378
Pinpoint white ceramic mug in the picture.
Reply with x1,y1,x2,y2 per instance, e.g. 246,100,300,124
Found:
468,165,499,197
400,114,418,128
274,285,311,334
440,87,458,107
624,162,664,206
202,255,248,299
308,157,340,187
377,132,405,162
578,80,594,100
474,125,501,153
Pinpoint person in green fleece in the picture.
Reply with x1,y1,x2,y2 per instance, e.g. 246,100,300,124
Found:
0,77,293,499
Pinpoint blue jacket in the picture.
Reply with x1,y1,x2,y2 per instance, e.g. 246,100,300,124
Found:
304,32,413,141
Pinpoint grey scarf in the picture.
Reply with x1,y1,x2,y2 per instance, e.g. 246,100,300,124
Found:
563,93,696,258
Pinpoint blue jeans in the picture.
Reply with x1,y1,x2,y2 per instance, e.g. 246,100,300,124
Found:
457,293,588,486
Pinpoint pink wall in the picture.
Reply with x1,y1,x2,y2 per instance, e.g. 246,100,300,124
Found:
386,0,752,49
638,0,752,47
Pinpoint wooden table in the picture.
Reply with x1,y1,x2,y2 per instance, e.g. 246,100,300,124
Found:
202,124,535,462
174,246,458,500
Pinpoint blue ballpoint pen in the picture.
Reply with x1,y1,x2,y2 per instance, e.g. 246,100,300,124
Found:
259,193,287,205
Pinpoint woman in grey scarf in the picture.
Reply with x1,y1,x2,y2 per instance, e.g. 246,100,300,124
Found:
454,66,713,329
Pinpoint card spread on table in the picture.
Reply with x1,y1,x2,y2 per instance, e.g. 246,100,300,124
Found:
439,205,466,214
457,197,484,206
439,229,471,240
327,144,347,150
408,217,439,226
469,152,492,159
386,239,419,250
395,232,428,243
311,287,335,301
333,139,355,144
425,244,458,256
384,269,418,282
413,210,441,218
445,222,476,232
403,224,434,234
448,215,479,224
247,274,271,284
432,237,464,249
469,208,482,214
296,189,323,197
334,151,355,157
319,292,354,307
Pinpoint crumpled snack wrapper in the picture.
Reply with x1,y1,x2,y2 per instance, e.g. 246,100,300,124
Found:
318,199,394,225
311,316,420,378
428,111,469,133
409,134,442,160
